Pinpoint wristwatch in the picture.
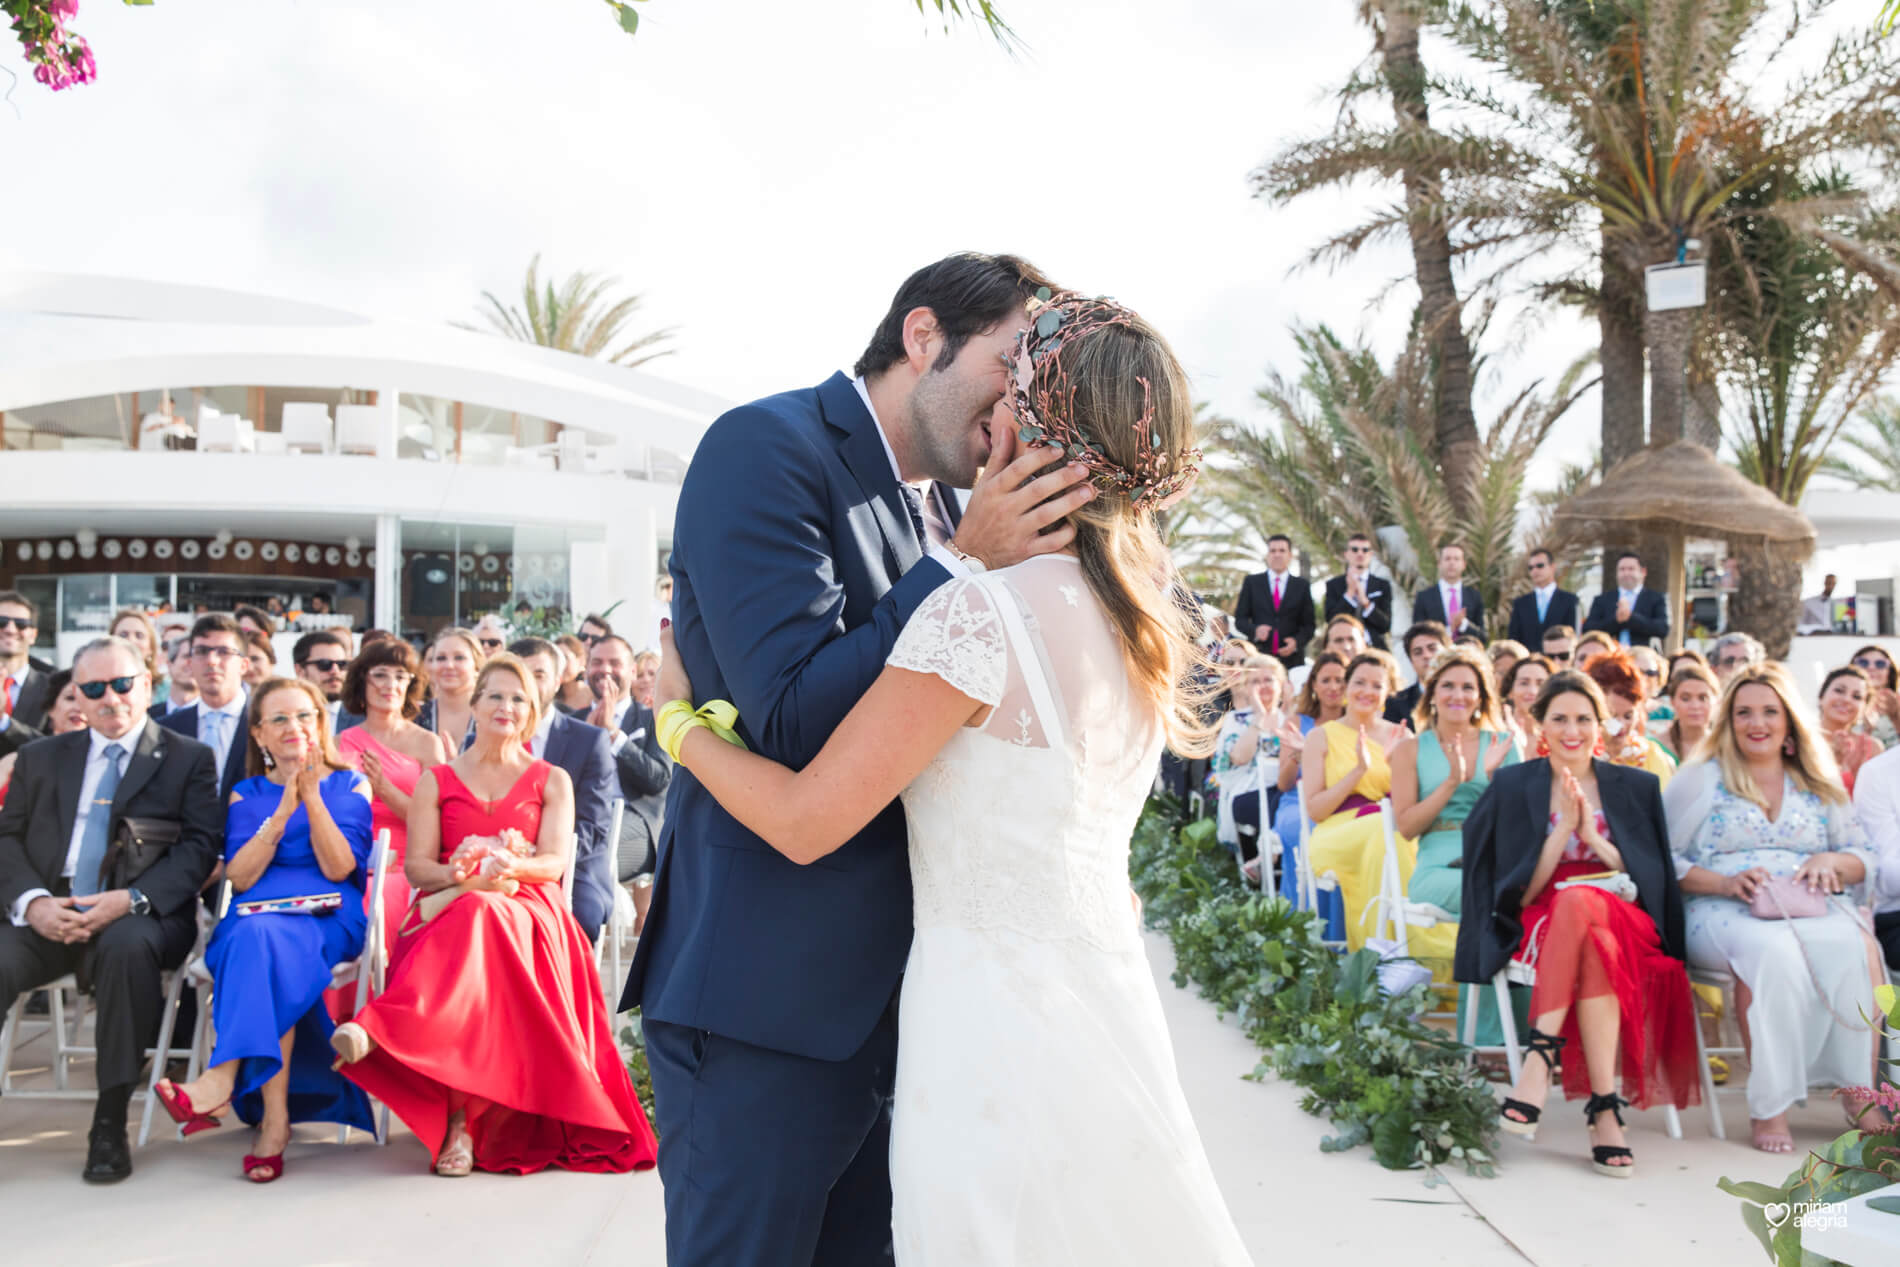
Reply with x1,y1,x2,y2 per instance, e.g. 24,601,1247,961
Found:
127,887,151,917
945,541,987,573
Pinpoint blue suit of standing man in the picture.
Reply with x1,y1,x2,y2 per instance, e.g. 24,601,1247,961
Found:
623,253,1089,1267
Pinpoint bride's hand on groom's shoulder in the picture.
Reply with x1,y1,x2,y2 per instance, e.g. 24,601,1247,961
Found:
951,419,1096,570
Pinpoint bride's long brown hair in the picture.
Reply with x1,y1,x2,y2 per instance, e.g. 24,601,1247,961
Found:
1018,305,1218,757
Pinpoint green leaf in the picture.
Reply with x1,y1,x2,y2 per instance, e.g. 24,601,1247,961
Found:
1877,982,1897,1024
1035,311,1063,338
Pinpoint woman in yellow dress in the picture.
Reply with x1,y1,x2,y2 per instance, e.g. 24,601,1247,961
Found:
1301,649,1412,950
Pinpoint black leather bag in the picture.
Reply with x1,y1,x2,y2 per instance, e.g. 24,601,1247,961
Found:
100,816,182,891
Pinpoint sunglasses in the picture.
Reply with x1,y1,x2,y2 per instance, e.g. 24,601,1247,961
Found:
1717,655,1749,668
1853,656,1891,672
579,632,604,644
300,658,350,673
479,638,504,651
1547,650,1572,662
77,675,138,700
1641,668,1661,679
0,615,34,631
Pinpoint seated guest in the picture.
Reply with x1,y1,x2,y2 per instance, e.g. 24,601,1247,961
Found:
305,593,332,616
1302,650,1411,950
1507,548,1580,648
505,637,619,942
158,614,253,801
1573,629,1617,668
242,629,277,687
1209,654,1288,877
1272,650,1349,931
0,589,53,758
1540,623,1577,669
1848,644,1899,746
1852,742,1900,972
1233,534,1316,669
1818,666,1883,793
1666,662,1881,1153
577,612,615,646
265,596,288,620
1384,621,1448,726
1585,650,1677,785
472,614,510,658
154,678,375,1182
337,640,444,943
1628,645,1670,724
1487,640,1527,690
1457,670,1699,1177
0,636,221,1182
1658,664,1719,763
1391,646,1518,1040
293,629,355,732
330,654,657,1176
631,649,660,709
1291,614,1367,694
153,634,197,717
1412,542,1485,639
0,669,88,808
1708,631,1765,686
1582,551,1670,650
1668,646,1711,679
1501,653,1554,754
110,610,162,688
555,634,595,717
419,626,484,753
235,604,278,638
584,636,671,936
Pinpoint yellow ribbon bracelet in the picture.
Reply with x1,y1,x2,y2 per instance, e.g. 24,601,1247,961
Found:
656,698,747,763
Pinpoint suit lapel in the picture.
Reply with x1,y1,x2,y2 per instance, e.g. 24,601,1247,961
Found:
932,481,965,532
820,372,923,576
112,720,165,813
1523,758,1551,839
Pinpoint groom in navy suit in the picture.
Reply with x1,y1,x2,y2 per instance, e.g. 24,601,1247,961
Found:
624,254,1094,1267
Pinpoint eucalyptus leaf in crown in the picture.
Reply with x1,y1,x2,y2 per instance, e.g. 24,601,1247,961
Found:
1005,289,1202,512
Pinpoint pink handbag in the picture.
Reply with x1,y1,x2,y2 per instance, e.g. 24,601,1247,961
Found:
1748,873,1828,920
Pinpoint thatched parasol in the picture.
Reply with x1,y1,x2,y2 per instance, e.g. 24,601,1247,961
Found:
1551,441,1815,652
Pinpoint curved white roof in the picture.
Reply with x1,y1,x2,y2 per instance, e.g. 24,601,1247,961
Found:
0,271,727,451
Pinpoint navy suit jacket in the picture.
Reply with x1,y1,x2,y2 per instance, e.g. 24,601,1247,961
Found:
1233,571,1316,668
1322,573,1393,650
156,700,252,802
622,371,952,1061
1582,588,1671,650
1412,582,1486,638
0,664,54,758
1506,588,1581,647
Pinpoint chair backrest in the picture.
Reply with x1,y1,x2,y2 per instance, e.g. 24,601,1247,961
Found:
198,414,240,452
608,798,625,855
335,404,381,455
561,842,577,912
1372,799,1409,956
281,402,333,453
364,828,391,950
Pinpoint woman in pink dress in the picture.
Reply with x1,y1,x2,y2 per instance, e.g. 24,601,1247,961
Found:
336,639,447,945
331,653,656,1177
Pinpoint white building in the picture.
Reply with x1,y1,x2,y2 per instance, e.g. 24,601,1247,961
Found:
0,272,724,664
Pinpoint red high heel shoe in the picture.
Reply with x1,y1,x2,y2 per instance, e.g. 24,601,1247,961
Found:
242,1153,285,1184
154,1080,227,1138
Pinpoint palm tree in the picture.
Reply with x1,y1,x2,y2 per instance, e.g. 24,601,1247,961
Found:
1210,323,1592,629
1821,395,1900,490
469,254,677,367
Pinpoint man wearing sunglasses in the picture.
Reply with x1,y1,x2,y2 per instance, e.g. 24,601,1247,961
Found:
578,612,614,647
0,634,221,1183
1321,533,1393,651
0,590,55,760
1541,624,1578,666
1506,548,1580,648
155,614,252,801
473,613,510,657
293,629,357,732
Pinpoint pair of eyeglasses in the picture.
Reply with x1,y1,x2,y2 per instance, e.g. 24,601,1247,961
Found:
1346,545,1371,554
265,710,320,729
1717,655,1749,668
195,645,243,662
479,638,504,650
0,615,34,631
1854,656,1891,672
1641,668,1661,679
368,669,413,687
300,658,350,673
77,675,138,700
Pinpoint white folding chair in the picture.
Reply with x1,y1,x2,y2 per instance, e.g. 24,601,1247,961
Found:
562,846,577,913
1291,786,1348,950
328,828,393,1144
280,402,333,454
197,413,241,453
1362,800,1458,1021
597,801,629,1005
335,404,382,456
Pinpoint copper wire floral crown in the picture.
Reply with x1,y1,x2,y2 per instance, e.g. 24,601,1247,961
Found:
1005,289,1202,512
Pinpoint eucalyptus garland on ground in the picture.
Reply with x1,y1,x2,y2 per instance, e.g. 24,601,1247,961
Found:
1131,798,1499,1175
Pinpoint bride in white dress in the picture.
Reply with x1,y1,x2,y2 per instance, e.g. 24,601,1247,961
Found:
655,293,1252,1266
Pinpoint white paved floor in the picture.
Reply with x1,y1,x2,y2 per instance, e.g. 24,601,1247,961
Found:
0,936,1849,1265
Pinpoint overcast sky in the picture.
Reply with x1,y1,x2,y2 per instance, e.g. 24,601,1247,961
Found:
1,0,1604,449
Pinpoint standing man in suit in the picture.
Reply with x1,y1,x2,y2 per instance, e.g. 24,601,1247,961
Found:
0,635,221,1182
1322,533,1393,651
1583,550,1672,650
1232,534,1316,670
507,637,620,943
585,634,670,938
293,629,357,733
1412,542,1485,640
155,614,251,801
624,252,1091,1267
1507,548,1581,648
0,590,54,758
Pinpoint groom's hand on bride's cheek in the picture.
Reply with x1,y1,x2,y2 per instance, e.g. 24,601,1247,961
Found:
953,427,1094,570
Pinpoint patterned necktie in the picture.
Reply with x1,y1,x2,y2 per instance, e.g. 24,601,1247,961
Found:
71,743,126,899
898,484,929,550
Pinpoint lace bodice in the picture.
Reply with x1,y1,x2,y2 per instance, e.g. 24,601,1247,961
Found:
887,557,1161,952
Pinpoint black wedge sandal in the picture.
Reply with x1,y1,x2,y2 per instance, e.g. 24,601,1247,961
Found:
1585,1092,1635,1178
1498,1028,1566,1140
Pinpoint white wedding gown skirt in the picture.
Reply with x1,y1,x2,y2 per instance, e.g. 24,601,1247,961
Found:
884,559,1252,1266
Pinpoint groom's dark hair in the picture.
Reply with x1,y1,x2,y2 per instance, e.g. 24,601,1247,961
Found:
853,252,1056,379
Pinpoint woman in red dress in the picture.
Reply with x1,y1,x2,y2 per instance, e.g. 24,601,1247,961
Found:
331,652,656,1177
1456,670,1699,1179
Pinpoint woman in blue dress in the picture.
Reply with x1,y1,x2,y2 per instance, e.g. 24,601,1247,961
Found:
1273,649,1349,938
155,676,375,1182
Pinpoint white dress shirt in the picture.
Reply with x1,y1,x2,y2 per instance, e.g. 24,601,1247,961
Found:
1533,582,1557,616
1853,745,1900,916
606,699,646,756
529,705,557,759
10,728,134,925
196,692,249,771
853,375,971,578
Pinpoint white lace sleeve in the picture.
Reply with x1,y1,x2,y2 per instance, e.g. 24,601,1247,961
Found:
888,576,1007,707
